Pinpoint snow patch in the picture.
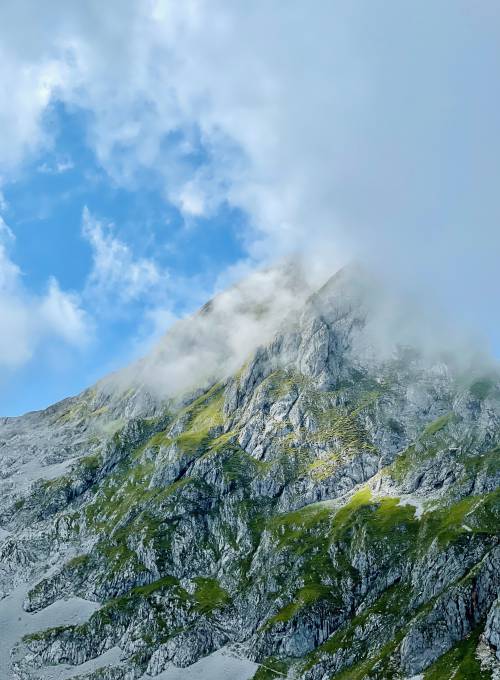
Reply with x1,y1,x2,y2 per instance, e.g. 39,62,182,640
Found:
141,647,259,680
0,582,100,678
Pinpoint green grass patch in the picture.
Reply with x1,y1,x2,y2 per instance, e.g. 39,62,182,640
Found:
23,624,73,643
267,488,418,630
66,554,90,570
423,622,489,680
269,501,333,548
418,489,500,549
423,413,456,437
76,454,102,475
302,581,410,674
268,583,333,625
193,576,231,613
461,446,500,477
251,657,289,679
125,575,179,597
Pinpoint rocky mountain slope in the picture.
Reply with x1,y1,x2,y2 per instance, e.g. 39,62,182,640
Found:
0,266,499,679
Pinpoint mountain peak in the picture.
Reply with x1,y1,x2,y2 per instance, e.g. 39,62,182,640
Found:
0,265,499,679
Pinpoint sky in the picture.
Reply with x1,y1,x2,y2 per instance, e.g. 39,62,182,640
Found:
0,1,499,415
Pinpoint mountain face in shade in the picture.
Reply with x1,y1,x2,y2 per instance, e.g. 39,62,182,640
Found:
0,266,499,680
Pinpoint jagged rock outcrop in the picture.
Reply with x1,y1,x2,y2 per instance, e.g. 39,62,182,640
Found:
1,266,499,679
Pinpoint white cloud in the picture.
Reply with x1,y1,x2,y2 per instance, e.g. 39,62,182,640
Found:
0,42,69,171
177,180,207,218
105,259,316,398
37,156,74,174
0,296,33,368
82,207,168,308
0,217,19,291
0,218,90,369
39,277,88,347
0,1,498,346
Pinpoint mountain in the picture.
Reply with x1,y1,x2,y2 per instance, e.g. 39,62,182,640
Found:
0,265,499,680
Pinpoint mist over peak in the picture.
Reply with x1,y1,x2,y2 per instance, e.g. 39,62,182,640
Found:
95,259,497,410
99,258,318,401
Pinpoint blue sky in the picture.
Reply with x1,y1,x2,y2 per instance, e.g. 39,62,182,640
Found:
0,102,247,414
0,1,500,415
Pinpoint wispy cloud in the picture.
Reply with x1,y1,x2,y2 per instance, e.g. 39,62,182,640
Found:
37,156,74,174
106,258,316,398
0,190,8,213
81,207,169,309
0,216,90,370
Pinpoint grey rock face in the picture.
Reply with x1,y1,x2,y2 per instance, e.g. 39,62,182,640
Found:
485,598,500,661
1,266,499,679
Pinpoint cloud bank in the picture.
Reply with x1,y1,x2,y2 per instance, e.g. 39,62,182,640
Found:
0,1,499,379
